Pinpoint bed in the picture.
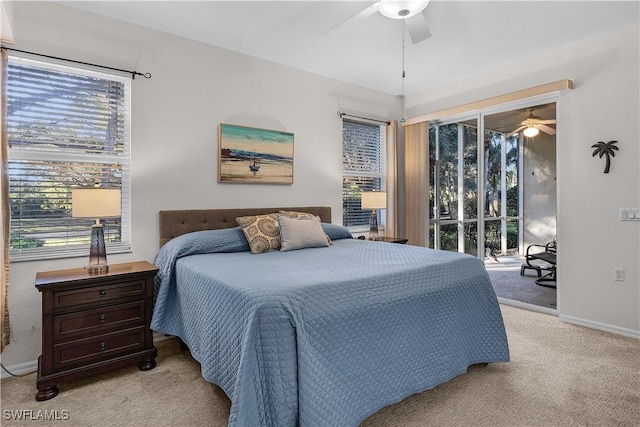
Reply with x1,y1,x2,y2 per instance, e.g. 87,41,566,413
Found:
151,206,509,427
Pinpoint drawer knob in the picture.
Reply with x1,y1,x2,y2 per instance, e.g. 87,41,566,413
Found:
99,314,106,323
100,342,106,351
99,290,107,296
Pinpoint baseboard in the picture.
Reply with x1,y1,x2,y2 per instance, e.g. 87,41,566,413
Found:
1,359,37,380
1,334,177,380
497,298,639,339
153,331,175,342
559,314,640,339
498,297,558,316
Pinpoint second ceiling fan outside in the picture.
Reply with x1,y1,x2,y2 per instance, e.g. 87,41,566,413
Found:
510,108,557,137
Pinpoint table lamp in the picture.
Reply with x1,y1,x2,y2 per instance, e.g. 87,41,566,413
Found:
72,186,121,274
361,191,386,240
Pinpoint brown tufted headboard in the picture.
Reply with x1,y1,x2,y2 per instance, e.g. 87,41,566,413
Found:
158,206,332,248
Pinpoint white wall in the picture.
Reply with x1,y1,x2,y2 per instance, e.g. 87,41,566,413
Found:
2,2,402,367
406,24,640,336
0,0,14,44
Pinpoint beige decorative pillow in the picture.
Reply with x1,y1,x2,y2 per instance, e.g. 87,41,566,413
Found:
279,210,332,244
236,213,281,254
278,214,330,252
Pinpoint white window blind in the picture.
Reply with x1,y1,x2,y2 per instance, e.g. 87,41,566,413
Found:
342,120,386,228
6,56,131,261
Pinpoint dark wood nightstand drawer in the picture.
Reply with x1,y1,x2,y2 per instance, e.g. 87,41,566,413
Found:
52,326,146,371
52,281,146,310
53,301,146,342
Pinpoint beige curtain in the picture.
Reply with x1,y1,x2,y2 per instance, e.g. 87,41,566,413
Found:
384,120,398,237
403,121,428,246
1,48,10,352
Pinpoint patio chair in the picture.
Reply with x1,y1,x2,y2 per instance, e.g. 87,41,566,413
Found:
520,237,557,287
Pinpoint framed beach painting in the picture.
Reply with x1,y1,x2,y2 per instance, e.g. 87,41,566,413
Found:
219,123,294,184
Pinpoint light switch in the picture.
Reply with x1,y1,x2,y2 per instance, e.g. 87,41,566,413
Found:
620,208,640,221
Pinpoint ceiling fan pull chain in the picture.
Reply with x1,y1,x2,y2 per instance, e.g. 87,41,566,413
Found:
400,23,407,123
401,25,406,97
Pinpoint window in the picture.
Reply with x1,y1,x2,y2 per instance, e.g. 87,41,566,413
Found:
6,56,131,261
342,120,385,228
428,114,522,257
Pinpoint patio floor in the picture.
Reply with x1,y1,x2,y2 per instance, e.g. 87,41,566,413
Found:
484,254,557,309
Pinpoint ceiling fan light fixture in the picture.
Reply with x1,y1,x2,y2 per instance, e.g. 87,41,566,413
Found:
523,126,540,137
379,0,430,20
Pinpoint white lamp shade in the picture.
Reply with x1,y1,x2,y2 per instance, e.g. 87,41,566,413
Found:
378,0,430,19
523,126,539,137
361,191,387,210
72,187,121,219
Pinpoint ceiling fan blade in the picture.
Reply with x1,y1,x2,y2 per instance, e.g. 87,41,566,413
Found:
538,124,557,135
325,2,380,35
510,125,526,136
405,10,431,43
538,119,557,125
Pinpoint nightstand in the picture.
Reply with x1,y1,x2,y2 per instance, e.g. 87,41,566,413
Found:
370,236,408,244
35,261,158,401
357,236,408,244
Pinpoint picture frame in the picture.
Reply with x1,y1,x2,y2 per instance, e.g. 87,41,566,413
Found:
218,123,294,184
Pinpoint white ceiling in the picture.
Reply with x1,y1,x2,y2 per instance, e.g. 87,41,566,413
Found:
57,1,640,96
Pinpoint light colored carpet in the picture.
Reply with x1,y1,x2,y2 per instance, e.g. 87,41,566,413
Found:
1,305,638,426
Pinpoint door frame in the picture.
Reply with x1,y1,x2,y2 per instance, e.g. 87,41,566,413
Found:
428,93,558,261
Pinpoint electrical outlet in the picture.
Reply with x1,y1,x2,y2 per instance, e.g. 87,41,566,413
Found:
614,268,625,282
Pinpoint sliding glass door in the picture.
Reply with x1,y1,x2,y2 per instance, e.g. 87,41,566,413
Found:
483,126,522,256
428,113,522,258
429,118,480,255
422,99,557,310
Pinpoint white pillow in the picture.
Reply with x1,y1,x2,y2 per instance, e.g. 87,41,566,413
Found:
279,210,332,244
278,214,330,252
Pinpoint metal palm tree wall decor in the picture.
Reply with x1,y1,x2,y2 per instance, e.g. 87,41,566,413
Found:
591,140,619,173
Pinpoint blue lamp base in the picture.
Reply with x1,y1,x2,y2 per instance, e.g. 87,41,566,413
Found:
369,210,379,240
86,223,109,274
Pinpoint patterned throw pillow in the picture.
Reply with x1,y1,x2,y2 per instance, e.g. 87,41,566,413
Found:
236,214,281,254
279,210,318,220
279,211,332,244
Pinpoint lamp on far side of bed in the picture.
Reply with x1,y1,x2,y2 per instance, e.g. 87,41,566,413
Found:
72,186,121,274
361,191,386,240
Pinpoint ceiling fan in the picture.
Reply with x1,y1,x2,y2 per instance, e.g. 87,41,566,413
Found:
328,0,432,44
510,108,557,137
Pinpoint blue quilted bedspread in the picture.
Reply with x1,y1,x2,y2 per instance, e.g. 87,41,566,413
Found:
151,225,509,427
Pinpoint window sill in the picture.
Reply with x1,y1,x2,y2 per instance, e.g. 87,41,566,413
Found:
9,244,132,263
